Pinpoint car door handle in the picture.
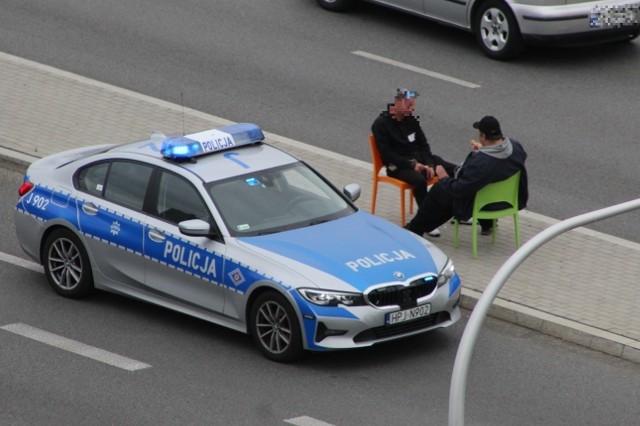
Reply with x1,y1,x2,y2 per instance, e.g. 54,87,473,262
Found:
82,202,98,215
148,229,166,243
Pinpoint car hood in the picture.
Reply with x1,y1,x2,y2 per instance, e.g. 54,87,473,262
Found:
236,212,440,292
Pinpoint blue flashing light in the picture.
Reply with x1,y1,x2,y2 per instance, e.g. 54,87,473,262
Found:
161,123,264,159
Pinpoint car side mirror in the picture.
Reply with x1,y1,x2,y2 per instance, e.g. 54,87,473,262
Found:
343,183,361,202
178,219,214,237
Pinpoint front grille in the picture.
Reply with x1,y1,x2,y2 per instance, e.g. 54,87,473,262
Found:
353,312,451,343
366,276,437,308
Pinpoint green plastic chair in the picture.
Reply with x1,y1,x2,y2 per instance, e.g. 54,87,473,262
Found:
453,171,521,259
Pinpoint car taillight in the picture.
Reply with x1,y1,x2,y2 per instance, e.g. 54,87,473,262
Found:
18,181,34,197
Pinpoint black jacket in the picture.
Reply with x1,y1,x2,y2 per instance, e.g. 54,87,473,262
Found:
438,139,529,221
371,112,436,169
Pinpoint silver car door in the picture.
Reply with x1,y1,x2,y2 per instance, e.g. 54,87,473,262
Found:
378,0,424,14
421,0,470,27
142,170,225,312
76,160,152,288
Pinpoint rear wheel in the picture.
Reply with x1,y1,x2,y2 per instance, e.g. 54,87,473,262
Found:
474,0,525,60
315,0,355,12
250,291,304,362
43,229,94,298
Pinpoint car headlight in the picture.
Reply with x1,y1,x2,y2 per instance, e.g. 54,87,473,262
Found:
437,258,455,287
298,288,366,306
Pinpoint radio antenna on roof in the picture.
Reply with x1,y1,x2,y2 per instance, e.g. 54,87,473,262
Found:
181,92,186,136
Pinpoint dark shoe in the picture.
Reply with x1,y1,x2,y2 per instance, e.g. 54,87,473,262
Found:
403,224,422,236
451,218,473,225
481,227,493,236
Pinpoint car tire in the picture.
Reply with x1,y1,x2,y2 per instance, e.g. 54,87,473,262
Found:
250,291,304,362
43,229,94,298
315,0,355,12
474,0,525,60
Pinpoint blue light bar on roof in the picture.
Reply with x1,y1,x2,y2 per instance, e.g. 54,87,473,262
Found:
161,123,265,159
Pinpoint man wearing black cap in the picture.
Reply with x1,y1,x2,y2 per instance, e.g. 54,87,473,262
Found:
372,89,456,207
405,115,528,237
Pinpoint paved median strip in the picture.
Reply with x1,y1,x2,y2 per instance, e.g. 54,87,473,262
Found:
1,323,151,371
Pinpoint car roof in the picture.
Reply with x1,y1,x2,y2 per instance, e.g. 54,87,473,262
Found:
107,134,300,183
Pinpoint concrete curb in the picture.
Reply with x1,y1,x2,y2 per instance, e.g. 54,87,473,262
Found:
461,288,640,363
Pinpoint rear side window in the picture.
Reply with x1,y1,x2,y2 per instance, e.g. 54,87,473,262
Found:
76,162,109,197
103,161,153,211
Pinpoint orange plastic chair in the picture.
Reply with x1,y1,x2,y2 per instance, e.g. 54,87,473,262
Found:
369,135,414,225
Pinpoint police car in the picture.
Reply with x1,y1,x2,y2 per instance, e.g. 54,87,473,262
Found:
14,123,461,362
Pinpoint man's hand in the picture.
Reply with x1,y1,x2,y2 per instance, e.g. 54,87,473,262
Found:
435,165,449,179
470,139,482,152
416,163,435,179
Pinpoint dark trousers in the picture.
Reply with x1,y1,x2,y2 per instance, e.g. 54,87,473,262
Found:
388,168,429,205
387,156,457,206
407,183,492,233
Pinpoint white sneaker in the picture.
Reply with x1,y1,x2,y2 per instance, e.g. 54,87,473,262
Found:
451,218,473,225
426,228,441,237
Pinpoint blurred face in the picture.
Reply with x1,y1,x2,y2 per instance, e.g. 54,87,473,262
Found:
389,96,415,121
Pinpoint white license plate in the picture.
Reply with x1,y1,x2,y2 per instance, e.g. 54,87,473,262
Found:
590,4,639,28
386,304,431,325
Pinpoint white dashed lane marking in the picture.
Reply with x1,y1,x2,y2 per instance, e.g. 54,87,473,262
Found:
285,416,336,426
352,50,481,89
1,323,151,371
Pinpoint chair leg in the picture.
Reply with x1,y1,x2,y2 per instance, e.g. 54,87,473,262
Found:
371,182,378,215
491,219,497,244
472,219,478,259
514,213,520,248
400,190,406,225
453,220,460,247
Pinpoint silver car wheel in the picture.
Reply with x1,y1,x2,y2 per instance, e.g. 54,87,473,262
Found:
250,291,304,362
479,7,509,52
48,237,83,290
255,300,292,354
43,229,94,298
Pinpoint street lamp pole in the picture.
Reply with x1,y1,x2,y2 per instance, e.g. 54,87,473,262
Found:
448,198,640,426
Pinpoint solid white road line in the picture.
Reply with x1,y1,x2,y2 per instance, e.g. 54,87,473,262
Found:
0,251,42,273
284,416,336,426
1,323,151,371
352,50,481,89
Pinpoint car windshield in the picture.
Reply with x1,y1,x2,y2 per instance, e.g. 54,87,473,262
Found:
207,162,356,237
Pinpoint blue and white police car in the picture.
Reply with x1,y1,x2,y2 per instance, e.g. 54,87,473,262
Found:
15,123,461,362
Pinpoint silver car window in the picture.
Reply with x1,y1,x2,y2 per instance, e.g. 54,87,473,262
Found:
154,171,211,224
104,161,153,211
76,162,109,197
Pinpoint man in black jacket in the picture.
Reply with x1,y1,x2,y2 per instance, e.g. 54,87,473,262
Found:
372,89,456,207
405,116,528,236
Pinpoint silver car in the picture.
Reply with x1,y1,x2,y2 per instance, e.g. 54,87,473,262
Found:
316,0,640,59
15,123,462,362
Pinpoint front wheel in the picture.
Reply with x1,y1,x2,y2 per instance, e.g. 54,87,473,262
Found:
474,0,525,60
43,229,94,298
249,291,304,362
315,0,355,12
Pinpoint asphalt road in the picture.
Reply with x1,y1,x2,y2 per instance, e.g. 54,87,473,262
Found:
1,0,640,242
2,158,640,425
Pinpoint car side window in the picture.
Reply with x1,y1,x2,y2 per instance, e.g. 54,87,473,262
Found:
103,161,153,211
76,162,109,197
153,171,211,224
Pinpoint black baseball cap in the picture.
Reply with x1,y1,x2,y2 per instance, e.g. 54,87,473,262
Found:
473,116,502,137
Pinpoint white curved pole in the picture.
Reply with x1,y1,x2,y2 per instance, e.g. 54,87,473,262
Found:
449,198,640,426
